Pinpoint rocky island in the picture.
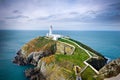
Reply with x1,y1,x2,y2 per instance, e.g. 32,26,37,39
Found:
13,26,120,80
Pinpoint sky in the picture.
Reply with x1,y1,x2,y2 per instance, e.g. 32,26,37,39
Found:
0,0,120,30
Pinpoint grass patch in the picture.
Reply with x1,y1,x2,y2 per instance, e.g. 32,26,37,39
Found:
57,38,103,80
22,36,56,56
56,38,89,68
69,38,104,57
81,66,97,80
54,38,91,79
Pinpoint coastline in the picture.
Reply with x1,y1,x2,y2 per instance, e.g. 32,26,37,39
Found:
105,57,111,63
104,73,120,80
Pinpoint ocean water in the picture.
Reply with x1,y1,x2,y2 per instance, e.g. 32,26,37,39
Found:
0,30,120,80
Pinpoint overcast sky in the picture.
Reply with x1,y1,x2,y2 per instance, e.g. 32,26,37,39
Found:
0,0,120,30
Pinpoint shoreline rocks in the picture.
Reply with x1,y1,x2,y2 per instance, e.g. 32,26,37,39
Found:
25,68,46,80
99,58,120,79
13,50,28,65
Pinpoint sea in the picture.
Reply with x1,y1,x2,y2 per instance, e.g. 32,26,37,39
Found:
0,30,120,80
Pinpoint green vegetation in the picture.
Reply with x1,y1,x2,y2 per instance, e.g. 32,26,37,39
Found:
56,38,89,68
56,38,105,80
54,38,92,79
34,37,56,49
81,66,97,80
22,37,56,56
69,38,104,57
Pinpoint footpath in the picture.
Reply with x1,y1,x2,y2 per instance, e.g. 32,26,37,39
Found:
61,38,99,74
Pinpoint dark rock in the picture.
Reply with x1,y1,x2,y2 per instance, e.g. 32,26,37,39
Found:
16,50,22,55
87,57,107,71
25,68,46,80
13,50,27,65
99,58,120,78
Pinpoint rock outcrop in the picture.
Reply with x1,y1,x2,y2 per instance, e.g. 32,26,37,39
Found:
56,41,75,55
13,50,27,65
13,37,56,66
25,68,46,80
24,55,75,80
37,55,75,80
99,58,120,79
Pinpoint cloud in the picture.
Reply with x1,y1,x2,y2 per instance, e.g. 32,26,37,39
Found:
36,15,55,21
5,15,29,19
109,2,120,10
0,0,120,30
0,20,6,26
13,10,22,14
91,1,120,23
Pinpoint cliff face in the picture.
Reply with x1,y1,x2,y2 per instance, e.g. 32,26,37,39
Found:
13,36,108,80
25,55,75,80
37,55,75,80
13,37,56,66
99,58,120,79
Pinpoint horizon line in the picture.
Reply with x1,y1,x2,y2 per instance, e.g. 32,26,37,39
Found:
0,29,120,31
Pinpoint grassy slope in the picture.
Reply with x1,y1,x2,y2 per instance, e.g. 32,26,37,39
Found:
56,38,100,80
56,38,89,67
81,66,98,80
22,37,56,56
69,38,104,57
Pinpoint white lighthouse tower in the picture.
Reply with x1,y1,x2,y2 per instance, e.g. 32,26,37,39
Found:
46,25,63,40
49,25,52,35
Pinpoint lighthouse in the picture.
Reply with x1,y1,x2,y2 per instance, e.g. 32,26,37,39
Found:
49,25,52,35
46,25,63,40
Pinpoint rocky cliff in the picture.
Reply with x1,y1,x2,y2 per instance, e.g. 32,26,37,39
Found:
13,36,109,80
99,58,120,79
13,37,56,66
